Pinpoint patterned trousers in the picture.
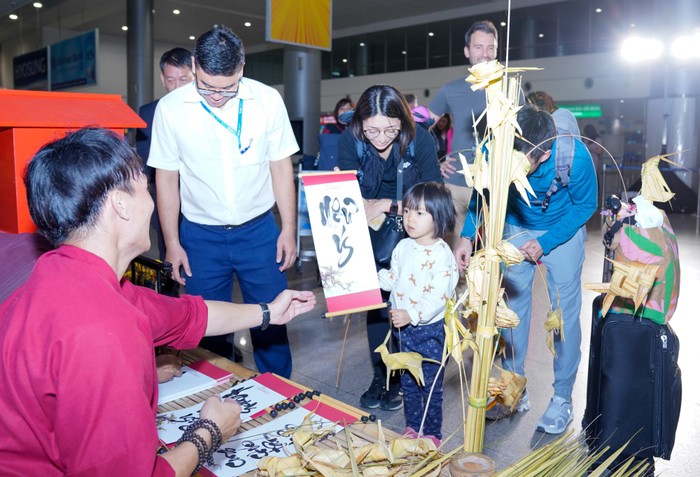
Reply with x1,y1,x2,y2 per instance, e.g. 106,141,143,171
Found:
393,320,445,438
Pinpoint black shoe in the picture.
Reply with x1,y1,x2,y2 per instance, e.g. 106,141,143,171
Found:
380,381,403,411
360,376,384,409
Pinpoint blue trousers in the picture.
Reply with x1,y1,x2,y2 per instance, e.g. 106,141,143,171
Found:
501,223,585,400
394,321,445,439
180,213,292,378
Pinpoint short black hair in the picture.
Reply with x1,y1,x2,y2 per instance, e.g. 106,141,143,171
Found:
333,97,354,124
403,182,456,239
465,20,498,48
514,105,556,163
195,25,245,76
24,128,143,247
159,47,193,73
348,84,416,157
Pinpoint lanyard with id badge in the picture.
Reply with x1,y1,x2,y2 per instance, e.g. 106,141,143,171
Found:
199,99,253,155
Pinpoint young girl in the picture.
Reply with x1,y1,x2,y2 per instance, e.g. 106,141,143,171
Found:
377,181,458,445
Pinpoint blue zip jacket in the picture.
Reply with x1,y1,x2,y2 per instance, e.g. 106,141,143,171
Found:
462,138,598,254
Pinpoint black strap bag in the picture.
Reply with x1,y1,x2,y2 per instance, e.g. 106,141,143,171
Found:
368,158,405,266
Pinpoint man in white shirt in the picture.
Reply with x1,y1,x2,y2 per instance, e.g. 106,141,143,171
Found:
148,25,299,378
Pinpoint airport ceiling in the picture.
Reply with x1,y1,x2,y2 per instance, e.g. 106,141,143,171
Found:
0,0,507,51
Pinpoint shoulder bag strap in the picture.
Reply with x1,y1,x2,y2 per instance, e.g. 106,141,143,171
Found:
395,151,404,204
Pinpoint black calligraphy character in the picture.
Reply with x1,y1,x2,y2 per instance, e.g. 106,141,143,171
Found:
231,393,257,415
319,195,358,268
332,225,354,268
241,439,271,460
341,197,358,224
222,385,258,414
319,196,357,226
319,196,334,227
172,413,199,431
259,432,286,454
217,447,246,469
222,383,253,398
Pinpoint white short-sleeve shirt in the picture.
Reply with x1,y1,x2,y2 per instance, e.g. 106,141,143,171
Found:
147,79,299,226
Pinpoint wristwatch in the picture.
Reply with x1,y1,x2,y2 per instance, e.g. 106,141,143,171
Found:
259,303,271,331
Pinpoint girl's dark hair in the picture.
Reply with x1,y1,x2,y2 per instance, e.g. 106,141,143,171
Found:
195,25,245,76
347,84,416,157
403,182,456,239
24,128,143,247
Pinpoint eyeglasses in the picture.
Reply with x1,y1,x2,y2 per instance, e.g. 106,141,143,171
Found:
195,75,240,98
363,128,401,140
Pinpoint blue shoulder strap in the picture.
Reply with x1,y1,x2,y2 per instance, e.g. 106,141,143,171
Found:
355,138,365,164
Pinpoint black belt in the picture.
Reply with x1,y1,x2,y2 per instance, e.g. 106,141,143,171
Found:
217,209,270,230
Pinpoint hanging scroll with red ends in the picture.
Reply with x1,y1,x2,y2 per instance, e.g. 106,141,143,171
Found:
301,171,386,317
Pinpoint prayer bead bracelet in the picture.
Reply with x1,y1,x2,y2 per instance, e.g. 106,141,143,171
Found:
177,419,223,474
176,430,208,474
198,418,223,450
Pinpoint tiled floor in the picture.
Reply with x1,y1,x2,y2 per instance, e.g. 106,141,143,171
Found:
153,213,699,473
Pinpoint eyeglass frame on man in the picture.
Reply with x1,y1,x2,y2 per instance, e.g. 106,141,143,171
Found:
363,127,401,140
194,73,240,98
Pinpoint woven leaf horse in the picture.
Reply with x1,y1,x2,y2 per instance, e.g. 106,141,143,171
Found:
375,330,440,391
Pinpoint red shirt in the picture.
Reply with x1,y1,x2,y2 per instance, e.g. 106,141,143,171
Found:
0,246,208,476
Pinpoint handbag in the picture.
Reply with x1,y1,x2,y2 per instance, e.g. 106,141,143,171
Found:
369,157,405,266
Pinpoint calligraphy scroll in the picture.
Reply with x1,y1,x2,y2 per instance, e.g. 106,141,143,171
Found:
301,172,385,317
156,373,304,444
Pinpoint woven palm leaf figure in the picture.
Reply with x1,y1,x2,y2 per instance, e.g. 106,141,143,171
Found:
640,153,678,203
375,330,440,390
585,259,660,316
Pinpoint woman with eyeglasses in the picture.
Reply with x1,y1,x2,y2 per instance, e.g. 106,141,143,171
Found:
337,84,442,412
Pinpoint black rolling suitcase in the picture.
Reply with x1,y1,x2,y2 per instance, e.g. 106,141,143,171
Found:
583,295,682,468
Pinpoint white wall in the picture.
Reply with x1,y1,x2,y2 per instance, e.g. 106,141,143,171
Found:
318,53,654,113
2,32,658,108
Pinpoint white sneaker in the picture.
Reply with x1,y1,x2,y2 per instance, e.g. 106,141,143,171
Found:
485,390,530,420
536,395,573,434
515,391,531,412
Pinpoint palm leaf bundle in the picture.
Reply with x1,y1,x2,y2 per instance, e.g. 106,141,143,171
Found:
257,419,447,477
494,430,651,477
460,59,534,453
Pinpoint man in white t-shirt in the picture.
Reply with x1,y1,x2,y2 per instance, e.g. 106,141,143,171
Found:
148,25,299,378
